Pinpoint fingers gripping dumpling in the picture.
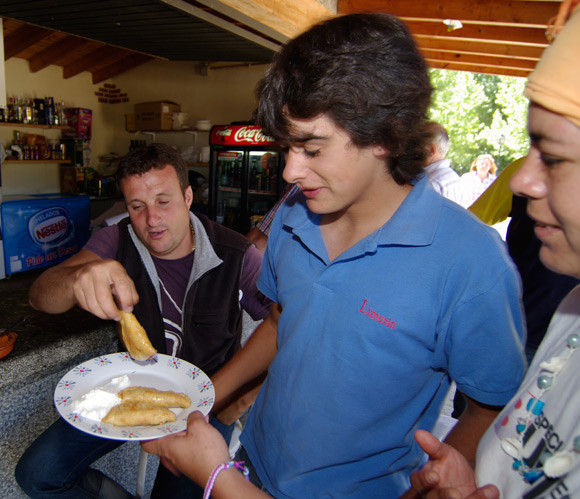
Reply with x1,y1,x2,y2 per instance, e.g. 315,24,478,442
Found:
119,386,191,408
118,311,156,361
102,402,176,426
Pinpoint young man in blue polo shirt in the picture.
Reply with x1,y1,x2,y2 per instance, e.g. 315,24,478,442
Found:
149,13,527,497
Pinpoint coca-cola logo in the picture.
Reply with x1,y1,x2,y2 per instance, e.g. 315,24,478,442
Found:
29,207,70,246
216,129,232,137
233,127,274,144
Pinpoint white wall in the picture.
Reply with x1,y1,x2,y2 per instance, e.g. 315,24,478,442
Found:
1,58,268,196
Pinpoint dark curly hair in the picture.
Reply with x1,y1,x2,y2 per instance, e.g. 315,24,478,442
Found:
116,143,189,194
253,13,433,185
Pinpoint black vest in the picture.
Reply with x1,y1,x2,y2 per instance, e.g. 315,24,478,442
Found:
116,214,251,376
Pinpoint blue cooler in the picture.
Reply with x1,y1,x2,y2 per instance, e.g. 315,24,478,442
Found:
0,194,91,276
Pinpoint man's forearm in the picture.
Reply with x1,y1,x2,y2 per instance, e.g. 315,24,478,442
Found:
28,264,80,313
28,249,103,314
211,308,278,413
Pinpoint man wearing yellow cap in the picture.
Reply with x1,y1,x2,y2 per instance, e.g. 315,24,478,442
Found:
405,3,580,497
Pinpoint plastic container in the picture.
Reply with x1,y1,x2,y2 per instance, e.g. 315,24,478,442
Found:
0,332,18,359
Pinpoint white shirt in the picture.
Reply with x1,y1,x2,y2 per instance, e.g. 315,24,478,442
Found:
476,285,580,497
424,159,462,204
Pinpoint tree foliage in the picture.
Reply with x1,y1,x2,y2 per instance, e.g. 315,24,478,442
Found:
428,69,530,175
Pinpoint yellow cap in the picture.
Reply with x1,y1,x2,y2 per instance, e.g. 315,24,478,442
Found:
524,4,580,127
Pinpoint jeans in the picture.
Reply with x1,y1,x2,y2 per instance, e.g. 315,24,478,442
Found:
234,446,270,494
15,416,234,499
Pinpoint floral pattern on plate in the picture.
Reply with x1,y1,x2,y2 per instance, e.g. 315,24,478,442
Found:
54,352,214,441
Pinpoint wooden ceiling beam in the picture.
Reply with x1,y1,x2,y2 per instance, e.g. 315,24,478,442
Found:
28,36,91,73
62,45,126,79
337,0,561,27
414,35,545,60
421,48,537,72
3,23,53,59
91,53,152,84
403,19,549,46
192,0,335,38
428,59,531,78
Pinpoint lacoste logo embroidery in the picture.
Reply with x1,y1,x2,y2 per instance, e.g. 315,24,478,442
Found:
359,299,396,329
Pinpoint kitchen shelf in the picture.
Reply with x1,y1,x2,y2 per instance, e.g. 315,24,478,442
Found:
0,122,71,130
3,159,69,164
131,128,209,133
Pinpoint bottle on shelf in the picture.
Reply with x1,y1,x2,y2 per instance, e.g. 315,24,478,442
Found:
34,98,46,125
23,99,33,124
220,162,229,187
45,97,54,125
15,96,24,124
58,101,66,126
7,97,14,123
11,131,23,160
249,159,258,190
234,160,242,188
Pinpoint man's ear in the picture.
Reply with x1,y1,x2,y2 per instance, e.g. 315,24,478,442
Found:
185,185,194,209
425,143,437,163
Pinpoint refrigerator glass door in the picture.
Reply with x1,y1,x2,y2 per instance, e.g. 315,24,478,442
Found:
215,150,243,230
247,151,280,228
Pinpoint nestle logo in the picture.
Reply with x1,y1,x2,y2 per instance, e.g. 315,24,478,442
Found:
28,207,71,246
359,299,396,329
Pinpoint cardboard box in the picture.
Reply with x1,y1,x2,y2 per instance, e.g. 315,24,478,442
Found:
135,101,181,130
125,113,136,132
60,165,83,194
62,108,92,140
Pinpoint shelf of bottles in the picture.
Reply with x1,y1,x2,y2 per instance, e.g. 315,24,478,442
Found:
1,96,66,126
0,122,70,130
1,96,71,163
3,159,66,164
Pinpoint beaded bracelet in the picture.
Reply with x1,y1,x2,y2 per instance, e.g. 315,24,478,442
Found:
203,460,250,498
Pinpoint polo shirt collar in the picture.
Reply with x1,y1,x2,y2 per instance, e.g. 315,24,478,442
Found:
284,176,442,261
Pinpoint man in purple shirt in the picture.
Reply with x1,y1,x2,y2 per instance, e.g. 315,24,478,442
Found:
16,143,270,499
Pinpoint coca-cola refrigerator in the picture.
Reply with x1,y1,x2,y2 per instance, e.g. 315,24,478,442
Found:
208,124,285,234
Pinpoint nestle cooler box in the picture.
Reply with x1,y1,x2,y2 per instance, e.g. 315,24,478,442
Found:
1,194,91,276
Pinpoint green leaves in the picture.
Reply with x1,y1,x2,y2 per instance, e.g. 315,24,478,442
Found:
429,69,529,175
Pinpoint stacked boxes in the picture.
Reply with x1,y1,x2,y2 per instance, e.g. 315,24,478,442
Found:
134,101,181,130
62,108,92,140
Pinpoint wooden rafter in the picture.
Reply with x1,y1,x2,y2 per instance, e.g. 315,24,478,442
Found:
29,36,91,73
0,0,568,79
337,0,562,77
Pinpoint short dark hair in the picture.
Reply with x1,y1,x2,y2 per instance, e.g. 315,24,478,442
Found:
253,13,433,185
116,143,189,193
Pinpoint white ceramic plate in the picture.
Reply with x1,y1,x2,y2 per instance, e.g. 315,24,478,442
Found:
54,352,214,441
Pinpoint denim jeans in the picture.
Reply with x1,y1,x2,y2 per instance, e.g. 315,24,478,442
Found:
15,416,234,499
234,446,270,494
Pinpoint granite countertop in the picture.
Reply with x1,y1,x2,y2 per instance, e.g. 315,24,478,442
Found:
0,271,118,388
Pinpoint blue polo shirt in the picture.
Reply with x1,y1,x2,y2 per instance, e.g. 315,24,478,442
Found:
241,176,526,498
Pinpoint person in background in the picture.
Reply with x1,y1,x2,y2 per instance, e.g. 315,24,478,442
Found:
245,183,299,251
15,143,271,499
457,153,498,207
423,122,462,203
405,3,580,496
145,13,525,498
